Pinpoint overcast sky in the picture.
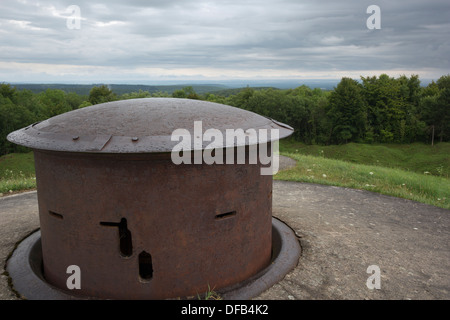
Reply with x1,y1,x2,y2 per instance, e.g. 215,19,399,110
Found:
0,0,449,84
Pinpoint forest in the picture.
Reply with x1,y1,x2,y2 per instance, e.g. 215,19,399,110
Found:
1,74,449,156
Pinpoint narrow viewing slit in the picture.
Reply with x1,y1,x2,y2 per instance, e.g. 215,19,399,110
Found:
48,211,63,219
100,218,133,257
215,211,237,220
139,251,153,280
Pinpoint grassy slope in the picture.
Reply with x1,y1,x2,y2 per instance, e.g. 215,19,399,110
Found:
0,152,36,194
275,153,449,210
277,141,449,209
280,140,450,178
0,152,35,177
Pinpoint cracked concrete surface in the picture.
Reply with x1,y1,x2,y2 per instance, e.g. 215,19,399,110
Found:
256,181,450,300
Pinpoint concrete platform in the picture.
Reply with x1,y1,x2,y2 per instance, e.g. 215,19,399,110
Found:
1,180,449,300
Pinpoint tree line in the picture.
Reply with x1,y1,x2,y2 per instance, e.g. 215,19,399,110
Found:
1,74,449,156
223,74,449,146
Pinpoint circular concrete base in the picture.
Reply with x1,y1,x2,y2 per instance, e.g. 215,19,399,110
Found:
6,217,301,300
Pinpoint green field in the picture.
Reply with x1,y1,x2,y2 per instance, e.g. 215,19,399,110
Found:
280,140,450,178
1,142,449,209
0,152,35,177
0,152,36,195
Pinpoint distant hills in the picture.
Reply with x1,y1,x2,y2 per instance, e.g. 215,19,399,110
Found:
9,83,231,96
8,79,345,96
7,78,436,96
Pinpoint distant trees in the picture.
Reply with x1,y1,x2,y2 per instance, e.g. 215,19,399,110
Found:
435,76,450,142
88,85,117,105
38,89,72,118
121,90,152,100
0,84,35,154
1,75,449,156
0,83,89,155
360,74,426,143
327,78,366,144
224,74,449,145
227,85,329,144
420,75,450,144
172,86,199,99
0,84,169,155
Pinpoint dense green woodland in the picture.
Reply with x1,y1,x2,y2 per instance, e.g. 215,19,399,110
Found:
1,74,449,156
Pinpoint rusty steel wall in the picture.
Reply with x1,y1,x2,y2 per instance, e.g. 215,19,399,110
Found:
34,149,273,299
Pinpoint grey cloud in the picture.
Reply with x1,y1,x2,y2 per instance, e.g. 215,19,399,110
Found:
0,0,449,82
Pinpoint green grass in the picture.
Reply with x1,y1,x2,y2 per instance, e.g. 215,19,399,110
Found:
276,144,450,210
0,152,36,195
280,140,450,178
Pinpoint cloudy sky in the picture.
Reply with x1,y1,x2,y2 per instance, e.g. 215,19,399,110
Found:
0,0,449,84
